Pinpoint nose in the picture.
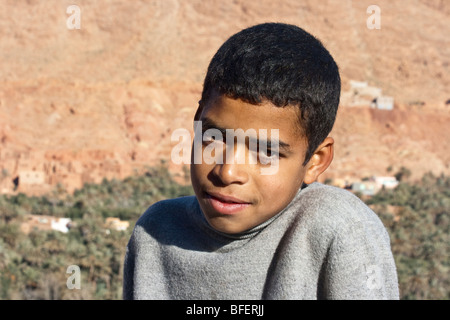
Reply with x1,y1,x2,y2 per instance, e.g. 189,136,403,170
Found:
212,162,249,185
211,143,249,185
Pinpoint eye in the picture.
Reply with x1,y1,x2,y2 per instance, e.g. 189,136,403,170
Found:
202,135,216,142
258,148,281,164
260,149,277,157
202,131,225,146
202,128,225,146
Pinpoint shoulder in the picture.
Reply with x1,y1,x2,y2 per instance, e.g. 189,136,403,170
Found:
134,196,198,235
299,182,372,215
296,184,398,299
299,182,379,221
296,183,389,241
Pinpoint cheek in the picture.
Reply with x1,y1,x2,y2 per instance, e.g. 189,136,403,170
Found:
190,163,206,189
257,163,305,201
190,162,217,193
259,176,284,191
257,175,293,204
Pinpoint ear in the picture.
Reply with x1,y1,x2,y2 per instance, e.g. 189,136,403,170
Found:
303,137,334,184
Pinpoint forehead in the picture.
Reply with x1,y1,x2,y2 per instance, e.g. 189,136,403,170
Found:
200,93,304,140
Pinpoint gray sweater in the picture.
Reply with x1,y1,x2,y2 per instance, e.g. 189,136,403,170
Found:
123,182,399,299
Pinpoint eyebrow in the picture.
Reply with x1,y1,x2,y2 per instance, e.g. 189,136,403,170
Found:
201,117,292,153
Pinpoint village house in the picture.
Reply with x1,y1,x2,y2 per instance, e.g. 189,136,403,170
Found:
350,176,399,196
12,170,53,196
371,96,394,110
18,170,46,185
351,181,379,196
341,80,394,110
0,147,128,196
104,217,130,232
20,215,73,234
373,176,399,189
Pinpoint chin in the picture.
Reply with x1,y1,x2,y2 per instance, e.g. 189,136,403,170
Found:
206,216,250,234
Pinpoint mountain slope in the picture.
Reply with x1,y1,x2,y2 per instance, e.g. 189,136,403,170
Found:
0,0,448,194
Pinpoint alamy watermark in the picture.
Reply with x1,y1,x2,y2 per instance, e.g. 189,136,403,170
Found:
366,264,383,290
367,5,381,30
66,5,81,30
66,265,81,289
64,4,380,31
171,121,280,175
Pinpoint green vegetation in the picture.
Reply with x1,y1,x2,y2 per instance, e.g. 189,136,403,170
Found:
0,165,448,299
0,164,194,299
366,172,449,299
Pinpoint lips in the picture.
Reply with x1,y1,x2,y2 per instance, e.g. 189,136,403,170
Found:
205,191,251,215
207,192,250,204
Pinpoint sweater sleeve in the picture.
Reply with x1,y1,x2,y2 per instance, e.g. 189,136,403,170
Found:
322,218,399,300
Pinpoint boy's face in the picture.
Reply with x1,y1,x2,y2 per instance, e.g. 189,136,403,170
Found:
190,91,319,234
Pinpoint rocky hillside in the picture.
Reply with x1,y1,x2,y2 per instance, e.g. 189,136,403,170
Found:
0,0,449,194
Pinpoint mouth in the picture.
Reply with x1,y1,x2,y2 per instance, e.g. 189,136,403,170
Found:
205,191,252,215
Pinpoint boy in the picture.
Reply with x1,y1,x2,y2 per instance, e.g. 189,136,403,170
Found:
123,23,399,299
